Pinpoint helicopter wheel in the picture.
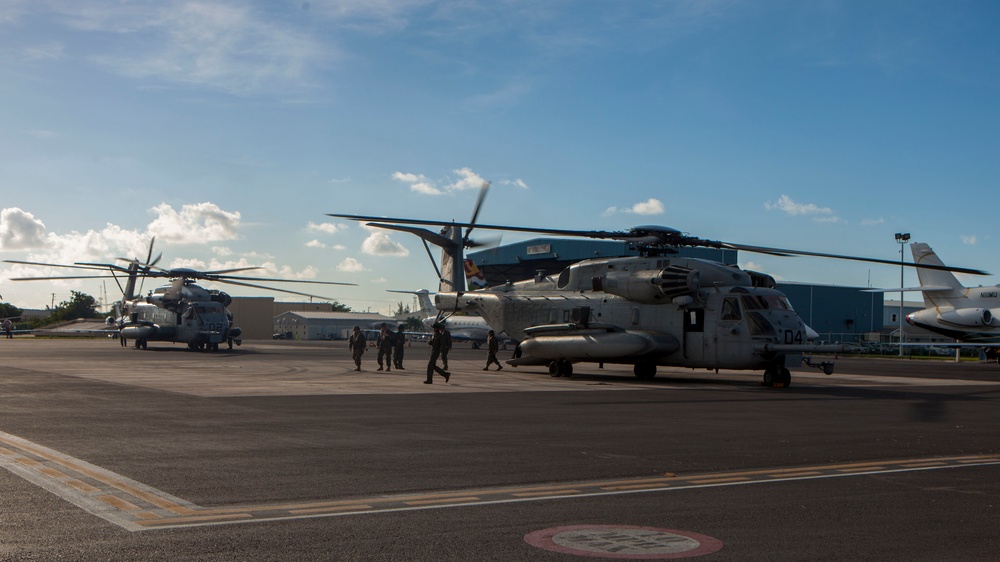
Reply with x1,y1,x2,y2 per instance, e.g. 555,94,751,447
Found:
634,362,656,379
779,368,791,387
548,360,573,377
763,366,791,387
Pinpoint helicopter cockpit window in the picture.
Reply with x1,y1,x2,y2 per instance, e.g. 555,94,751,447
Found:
557,268,572,289
721,297,741,321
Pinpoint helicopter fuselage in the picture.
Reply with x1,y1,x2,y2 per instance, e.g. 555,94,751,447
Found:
438,255,843,381
119,281,240,350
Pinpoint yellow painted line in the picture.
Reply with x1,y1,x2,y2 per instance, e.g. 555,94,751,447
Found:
838,467,886,473
686,477,752,485
0,446,16,456
768,471,823,478
15,457,41,467
601,483,673,491
512,489,582,498
901,462,946,468
66,479,102,494
405,496,481,506
38,467,69,479
98,494,141,512
290,504,374,515
136,513,255,527
135,512,163,520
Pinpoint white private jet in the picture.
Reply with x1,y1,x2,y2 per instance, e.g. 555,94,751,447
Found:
389,288,493,348
901,243,1000,345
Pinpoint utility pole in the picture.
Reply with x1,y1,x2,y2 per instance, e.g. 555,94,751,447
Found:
895,232,910,357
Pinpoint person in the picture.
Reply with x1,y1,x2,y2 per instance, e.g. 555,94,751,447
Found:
2,318,12,339
483,330,503,371
376,323,394,372
393,324,407,369
348,326,366,371
440,326,452,370
425,323,450,384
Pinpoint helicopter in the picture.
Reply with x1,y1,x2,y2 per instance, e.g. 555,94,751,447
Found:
5,239,354,351
329,185,985,387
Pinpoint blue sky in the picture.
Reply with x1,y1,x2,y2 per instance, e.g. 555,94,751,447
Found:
1,0,998,313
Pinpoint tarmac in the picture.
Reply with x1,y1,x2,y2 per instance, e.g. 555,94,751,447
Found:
1,337,998,560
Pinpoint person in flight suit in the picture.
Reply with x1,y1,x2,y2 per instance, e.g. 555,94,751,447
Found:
425,323,451,384
348,326,367,371
483,330,503,371
393,324,407,369
376,323,394,372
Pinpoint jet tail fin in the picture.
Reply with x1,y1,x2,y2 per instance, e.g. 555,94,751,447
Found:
911,243,966,307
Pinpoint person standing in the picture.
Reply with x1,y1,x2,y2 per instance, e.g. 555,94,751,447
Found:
425,323,450,384
393,324,407,369
483,330,503,371
348,326,366,372
376,323,393,372
2,318,12,339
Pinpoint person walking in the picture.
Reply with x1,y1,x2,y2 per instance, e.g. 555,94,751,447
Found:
440,326,452,370
348,326,366,371
393,324,406,369
483,330,503,371
425,323,450,384
376,323,393,372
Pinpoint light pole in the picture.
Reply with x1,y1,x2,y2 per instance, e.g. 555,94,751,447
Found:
895,232,910,357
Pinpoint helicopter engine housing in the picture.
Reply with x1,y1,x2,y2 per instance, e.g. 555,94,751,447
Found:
597,266,700,304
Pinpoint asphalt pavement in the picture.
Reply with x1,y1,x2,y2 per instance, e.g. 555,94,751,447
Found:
1,338,998,561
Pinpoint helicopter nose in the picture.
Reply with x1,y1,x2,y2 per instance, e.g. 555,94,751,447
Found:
804,324,820,340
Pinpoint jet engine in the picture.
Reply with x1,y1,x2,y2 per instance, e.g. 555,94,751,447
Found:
934,308,1000,327
596,266,700,304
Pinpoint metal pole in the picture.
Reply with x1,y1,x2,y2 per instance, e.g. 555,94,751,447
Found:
895,233,910,357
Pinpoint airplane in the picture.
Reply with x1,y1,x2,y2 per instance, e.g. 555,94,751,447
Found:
387,287,493,347
5,239,354,351
329,188,985,387
870,242,1000,360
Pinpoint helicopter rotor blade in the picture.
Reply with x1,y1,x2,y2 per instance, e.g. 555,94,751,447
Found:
330,216,989,276
205,278,337,300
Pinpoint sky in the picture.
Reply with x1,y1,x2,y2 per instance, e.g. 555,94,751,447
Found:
1,0,999,315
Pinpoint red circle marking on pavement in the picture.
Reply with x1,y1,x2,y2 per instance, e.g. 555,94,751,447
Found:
524,525,723,559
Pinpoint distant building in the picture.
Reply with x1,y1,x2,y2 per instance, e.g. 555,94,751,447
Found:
272,311,394,341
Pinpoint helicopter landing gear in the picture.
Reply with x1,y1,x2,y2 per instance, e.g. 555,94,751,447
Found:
133,339,147,350
763,366,791,387
548,360,573,377
634,362,656,380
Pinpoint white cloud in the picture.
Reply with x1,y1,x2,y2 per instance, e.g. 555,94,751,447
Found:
630,198,664,215
602,198,665,216
861,217,885,226
393,171,443,195
764,195,838,222
147,202,241,244
0,207,47,250
445,168,489,191
392,168,491,196
740,261,783,281
337,257,366,272
361,231,409,256
307,221,346,234
49,1,331,96
961,235,977,245
306,239,326,248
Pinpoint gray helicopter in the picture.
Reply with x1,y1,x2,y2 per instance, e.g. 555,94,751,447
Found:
330,185,984,387
6,239,354,351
